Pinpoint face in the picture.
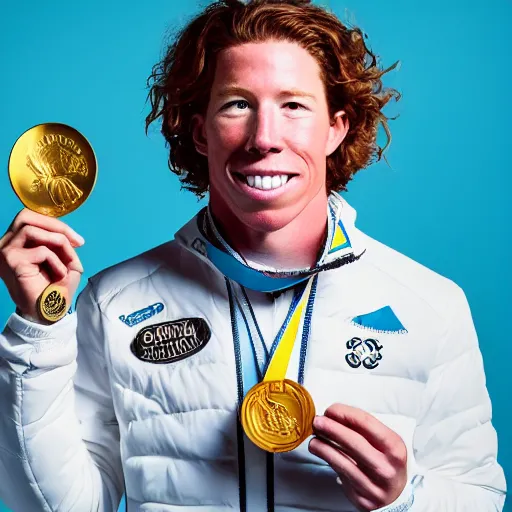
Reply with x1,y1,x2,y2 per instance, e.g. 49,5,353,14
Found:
192,40,348,232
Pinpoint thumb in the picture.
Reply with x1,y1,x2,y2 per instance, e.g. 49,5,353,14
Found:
66,268,82,297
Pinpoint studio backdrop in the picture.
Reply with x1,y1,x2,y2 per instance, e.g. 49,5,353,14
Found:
0,0,510,510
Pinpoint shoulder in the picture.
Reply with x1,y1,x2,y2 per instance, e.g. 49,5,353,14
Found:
357,229,469,322
87,239,183,306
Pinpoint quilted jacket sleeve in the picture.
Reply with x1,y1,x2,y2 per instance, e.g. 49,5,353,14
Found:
408,284,507,511
0,281,124,512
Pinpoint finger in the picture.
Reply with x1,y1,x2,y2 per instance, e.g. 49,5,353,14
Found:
342,484,382,512
309,438,385,508
336,478,379,512
0,231,14,252
324,404,403,460
8,246,69,281
315,433,359,466
9,209,85,247
313,415,387,478
8,225,84,273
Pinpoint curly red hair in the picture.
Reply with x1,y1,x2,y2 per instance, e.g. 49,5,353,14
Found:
146,0,400,197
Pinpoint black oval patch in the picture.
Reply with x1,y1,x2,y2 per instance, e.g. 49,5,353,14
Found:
131,317,211,364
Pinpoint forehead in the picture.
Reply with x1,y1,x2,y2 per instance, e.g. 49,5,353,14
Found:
212,40,324,91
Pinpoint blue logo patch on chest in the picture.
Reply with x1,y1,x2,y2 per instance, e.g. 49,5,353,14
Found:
119,302,164,327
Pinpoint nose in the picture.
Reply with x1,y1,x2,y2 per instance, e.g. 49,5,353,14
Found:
244,106,284,155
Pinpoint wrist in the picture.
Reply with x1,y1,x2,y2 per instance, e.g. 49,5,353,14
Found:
372,475,422,512
15,306,53,326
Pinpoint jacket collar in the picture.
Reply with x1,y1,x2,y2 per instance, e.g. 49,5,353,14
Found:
175,192,366,292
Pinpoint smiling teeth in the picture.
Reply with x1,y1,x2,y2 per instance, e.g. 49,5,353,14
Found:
246,175,289,190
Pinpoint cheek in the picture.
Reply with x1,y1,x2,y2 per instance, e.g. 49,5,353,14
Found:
211,119,248,150
290,124,330,169
293,116,330,147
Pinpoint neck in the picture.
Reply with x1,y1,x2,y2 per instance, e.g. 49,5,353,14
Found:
211,191,329,270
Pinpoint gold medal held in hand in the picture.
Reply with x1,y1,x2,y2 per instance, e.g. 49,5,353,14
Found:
8,123,97,322
8,123,97,217
37,284,69,323
241,379,315,453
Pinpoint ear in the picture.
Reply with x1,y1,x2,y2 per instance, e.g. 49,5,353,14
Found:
325,110,349,156
191,113,208,156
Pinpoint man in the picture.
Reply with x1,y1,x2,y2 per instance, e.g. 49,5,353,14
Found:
0,0,506,511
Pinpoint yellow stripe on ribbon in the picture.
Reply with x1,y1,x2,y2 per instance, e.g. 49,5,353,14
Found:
263,277,314,382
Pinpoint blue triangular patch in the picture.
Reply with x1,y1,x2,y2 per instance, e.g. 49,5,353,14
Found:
352,306,407,333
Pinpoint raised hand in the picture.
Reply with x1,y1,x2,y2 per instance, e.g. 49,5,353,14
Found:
0,209,85,324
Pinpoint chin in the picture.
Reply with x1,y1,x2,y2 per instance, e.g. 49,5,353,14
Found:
210,184,316,235
236,206,302,233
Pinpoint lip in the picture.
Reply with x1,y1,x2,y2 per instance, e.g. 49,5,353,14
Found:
232,169,297,177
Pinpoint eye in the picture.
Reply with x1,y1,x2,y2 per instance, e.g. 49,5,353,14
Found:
222,100,250,110
286,102,307,110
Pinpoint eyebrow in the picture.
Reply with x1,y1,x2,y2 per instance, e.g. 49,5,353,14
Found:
215,86,317,101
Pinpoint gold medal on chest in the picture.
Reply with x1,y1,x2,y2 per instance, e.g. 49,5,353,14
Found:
241,379,315,453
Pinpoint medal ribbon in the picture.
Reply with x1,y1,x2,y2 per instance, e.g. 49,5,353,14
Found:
263,276,314,382
228,267,317,511
228,276,316,511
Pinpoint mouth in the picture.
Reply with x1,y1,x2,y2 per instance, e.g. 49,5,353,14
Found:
231,172,298,191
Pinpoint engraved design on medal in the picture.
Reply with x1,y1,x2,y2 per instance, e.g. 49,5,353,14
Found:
253,381,300,441
26,133,88,211
241,379,315,453
39,288,67,322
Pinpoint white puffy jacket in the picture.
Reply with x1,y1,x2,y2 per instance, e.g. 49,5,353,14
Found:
0,196,506,511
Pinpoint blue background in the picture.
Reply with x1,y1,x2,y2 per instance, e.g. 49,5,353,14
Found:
0,0,510,510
